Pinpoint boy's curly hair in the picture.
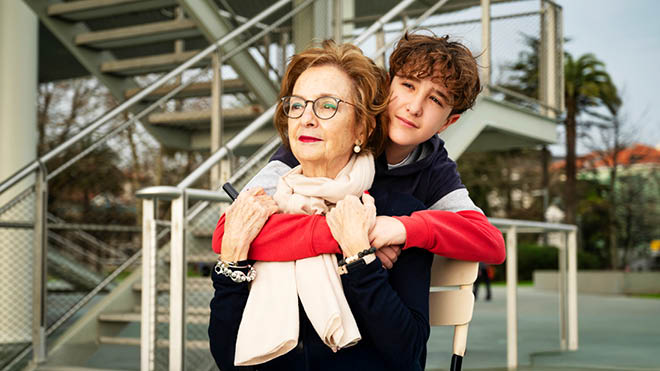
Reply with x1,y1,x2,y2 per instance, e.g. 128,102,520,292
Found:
389,32,481,115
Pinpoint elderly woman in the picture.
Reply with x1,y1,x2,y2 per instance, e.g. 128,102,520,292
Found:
209,41,430,370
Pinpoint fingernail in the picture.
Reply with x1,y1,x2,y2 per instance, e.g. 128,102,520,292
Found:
364,190,370,195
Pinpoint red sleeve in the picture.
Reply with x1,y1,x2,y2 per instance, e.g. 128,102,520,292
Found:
212,213,341,261
393,210,506,264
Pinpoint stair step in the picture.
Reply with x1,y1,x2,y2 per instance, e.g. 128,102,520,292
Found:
98,336,208,349
101,50,207,76
164,253,218,264
147,105,264,128
134,305,210,315
35,366,128,371
76,19,199,49
99,311,209,324
132,277,211,292
48,0,177,22
124,79,248,100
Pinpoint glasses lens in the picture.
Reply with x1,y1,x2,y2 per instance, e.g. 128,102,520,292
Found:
314,97,339,119
283,96,306,118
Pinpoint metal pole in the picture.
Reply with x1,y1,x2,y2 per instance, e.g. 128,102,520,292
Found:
556,4,565,112
32,164,47,364
480,0,491,93
540,0,558,118
567,229,579,350
506,226,518,369
558,231,568,350
375,28,386,67
140,199,157,371
211,52,224,190
169,195,187,370
333,0,343,42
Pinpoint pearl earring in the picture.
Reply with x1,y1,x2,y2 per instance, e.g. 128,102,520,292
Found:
353,141,362,153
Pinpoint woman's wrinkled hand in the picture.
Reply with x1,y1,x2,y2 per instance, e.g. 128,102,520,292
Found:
326,192,376,257
221,187,279,263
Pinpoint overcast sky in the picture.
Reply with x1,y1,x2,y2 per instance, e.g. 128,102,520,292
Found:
554,0,660,153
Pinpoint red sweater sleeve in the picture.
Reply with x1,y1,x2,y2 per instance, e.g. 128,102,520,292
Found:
212,213,341,261
393,209,506,264
212,209,505,264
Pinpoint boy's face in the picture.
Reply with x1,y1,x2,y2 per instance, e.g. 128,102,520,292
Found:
387,75,461,150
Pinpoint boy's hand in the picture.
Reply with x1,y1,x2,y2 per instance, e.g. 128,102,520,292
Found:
327,193,376,257
369,216,407,248
375,246,401,269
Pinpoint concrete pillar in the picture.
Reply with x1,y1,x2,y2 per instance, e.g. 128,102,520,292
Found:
0,0,38,343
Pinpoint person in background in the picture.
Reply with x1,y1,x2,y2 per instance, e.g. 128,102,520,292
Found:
474,262,493,301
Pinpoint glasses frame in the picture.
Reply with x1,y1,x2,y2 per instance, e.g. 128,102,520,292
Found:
280,95,356,120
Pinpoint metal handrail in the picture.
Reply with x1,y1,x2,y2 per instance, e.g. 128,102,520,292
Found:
352,0,416,45
489,84,563,115
0,0,291,195
372,0,450,58
488,217,577,232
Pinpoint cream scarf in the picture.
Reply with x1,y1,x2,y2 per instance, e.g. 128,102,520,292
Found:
234,153,375,366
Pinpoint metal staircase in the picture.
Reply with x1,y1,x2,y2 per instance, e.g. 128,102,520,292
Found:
0,1,564,370
24,0,280,152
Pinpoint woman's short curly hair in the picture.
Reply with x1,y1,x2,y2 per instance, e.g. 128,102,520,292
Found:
275,40,389,156
389,32,481,115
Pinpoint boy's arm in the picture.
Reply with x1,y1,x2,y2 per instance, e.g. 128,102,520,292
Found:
212,213,341,260
214,187,504,263
392,188,505,264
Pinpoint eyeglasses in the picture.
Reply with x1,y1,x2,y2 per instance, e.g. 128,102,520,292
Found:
281,95,355,120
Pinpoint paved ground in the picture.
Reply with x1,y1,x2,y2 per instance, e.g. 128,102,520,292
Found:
426,286,660,370
30,285,660,370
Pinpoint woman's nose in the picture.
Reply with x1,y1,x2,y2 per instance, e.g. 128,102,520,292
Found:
301,104,318,127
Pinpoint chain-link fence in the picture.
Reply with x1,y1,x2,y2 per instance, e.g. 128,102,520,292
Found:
0,183,35,370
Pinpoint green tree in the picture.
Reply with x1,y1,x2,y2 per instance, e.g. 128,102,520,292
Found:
563,52,620,224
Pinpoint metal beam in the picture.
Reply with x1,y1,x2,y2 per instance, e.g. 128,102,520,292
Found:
177,0,279,106
505,226,518,369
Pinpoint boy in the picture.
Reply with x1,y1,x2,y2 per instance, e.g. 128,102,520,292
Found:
213,33,505,266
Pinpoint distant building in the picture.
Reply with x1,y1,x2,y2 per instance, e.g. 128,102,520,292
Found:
552,143,660,182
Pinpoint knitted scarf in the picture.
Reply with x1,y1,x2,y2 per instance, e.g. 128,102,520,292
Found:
234,153,375,366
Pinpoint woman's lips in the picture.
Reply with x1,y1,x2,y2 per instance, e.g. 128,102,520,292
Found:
299,135,322,143
396,116,417,128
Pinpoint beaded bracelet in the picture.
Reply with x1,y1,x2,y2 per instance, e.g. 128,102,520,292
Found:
214,259,256,283
338,247,377,267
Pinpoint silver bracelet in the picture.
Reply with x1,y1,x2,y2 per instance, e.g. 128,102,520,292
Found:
214,260,256,283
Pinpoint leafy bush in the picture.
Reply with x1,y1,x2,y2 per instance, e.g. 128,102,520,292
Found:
491,243,604,281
